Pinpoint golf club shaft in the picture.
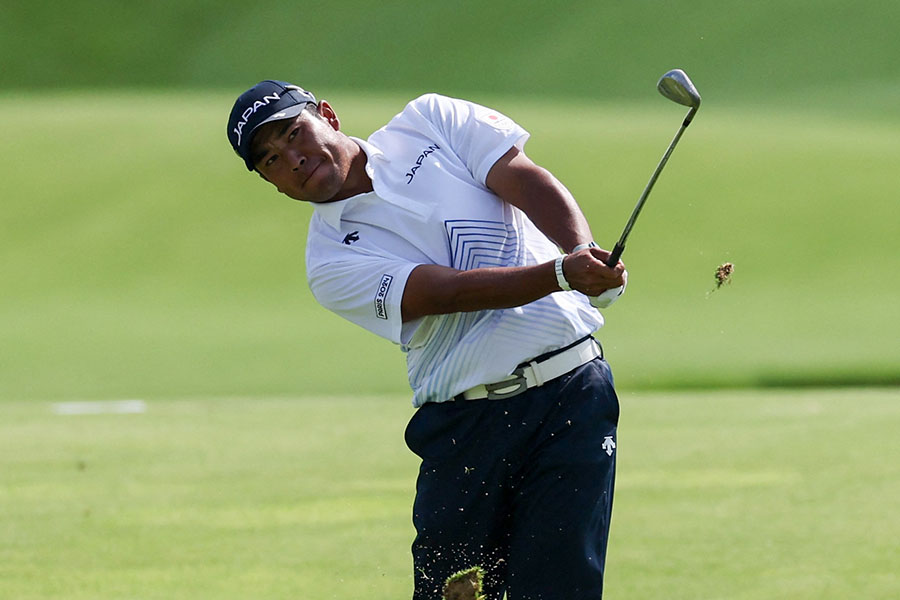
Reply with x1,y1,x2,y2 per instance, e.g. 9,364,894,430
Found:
605,106,698,267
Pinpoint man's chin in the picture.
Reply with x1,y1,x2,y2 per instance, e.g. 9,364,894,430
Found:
284,189,340,204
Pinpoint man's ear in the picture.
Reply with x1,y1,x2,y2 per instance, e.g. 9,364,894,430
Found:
317,100,340,131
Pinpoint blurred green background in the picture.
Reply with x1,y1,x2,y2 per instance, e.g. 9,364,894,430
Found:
2,0,898,399
3,3,900,600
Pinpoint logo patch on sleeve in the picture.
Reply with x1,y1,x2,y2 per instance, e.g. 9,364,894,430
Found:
478,111,514,130
374,274,393,320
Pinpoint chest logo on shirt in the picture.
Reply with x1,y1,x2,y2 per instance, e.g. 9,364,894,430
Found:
445,220,519,270
374,274,394,320
405,143,441,184
342,231,360,245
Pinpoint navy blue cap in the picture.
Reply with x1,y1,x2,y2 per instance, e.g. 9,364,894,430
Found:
227,80,317,170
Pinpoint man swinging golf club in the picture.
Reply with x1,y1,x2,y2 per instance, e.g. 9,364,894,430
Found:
225,68,699,599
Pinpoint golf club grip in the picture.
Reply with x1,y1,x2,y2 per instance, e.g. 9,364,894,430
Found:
606,242,625,267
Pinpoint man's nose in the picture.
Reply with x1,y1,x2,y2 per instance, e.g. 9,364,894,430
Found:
289,150,306,172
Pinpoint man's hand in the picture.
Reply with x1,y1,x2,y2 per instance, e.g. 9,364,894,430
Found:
561,247,626,296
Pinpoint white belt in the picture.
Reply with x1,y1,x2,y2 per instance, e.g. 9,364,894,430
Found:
459,337,601,401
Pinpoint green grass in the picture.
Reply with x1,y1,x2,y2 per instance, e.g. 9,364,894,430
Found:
1,389,897,599
1,91,898,399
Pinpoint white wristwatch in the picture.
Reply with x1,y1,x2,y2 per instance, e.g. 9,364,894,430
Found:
554,255,572,291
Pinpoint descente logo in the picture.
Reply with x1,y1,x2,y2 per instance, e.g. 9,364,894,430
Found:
406,144,441,184
374,274,393,320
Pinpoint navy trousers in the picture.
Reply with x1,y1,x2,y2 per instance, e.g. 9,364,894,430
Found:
404,358,619,600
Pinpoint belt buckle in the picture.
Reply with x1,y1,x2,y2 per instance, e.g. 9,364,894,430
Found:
484,367,528,400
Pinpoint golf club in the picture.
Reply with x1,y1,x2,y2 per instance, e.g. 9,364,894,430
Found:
605,68,701,267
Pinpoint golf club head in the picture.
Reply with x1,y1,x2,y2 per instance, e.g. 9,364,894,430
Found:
657,69,701,108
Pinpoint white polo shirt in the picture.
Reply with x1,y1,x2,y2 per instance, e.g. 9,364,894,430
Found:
306,94,604,406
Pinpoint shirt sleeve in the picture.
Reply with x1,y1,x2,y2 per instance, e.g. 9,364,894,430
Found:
306,237,418,345
407,94,530,185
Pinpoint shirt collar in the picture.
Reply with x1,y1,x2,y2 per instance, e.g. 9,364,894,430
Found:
312,197,352,232
311,135,430,231
352,136,389,174
311,137,383,232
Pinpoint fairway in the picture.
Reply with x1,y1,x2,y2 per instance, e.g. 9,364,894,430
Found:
1,389,897,599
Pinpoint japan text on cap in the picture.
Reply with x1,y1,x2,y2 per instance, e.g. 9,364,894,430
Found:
227,80,317,170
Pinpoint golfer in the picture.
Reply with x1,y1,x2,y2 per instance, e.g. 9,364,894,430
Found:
227,80,627,599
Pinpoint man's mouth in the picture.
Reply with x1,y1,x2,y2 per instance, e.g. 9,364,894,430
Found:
303,160,321,187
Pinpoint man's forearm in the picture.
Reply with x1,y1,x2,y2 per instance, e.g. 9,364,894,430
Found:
401,262,560,321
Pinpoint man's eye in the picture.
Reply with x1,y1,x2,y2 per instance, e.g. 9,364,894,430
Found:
266,155,278,167
289,128,299,141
